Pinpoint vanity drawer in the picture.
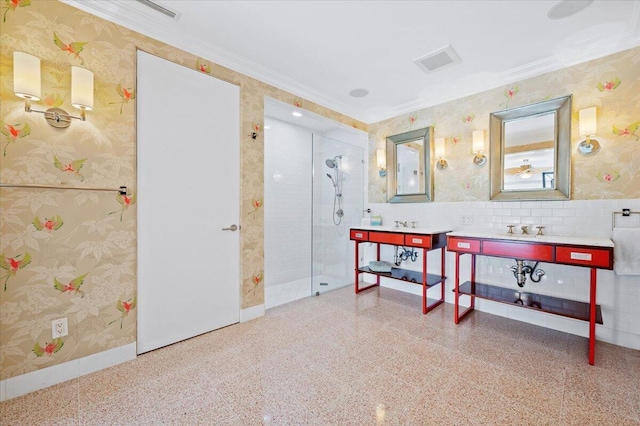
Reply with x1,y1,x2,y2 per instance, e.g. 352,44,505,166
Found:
369,232,404,245
350,230,369,241
483,241,553,261
556,246,612,269
405,234,432,249
447,237,481,254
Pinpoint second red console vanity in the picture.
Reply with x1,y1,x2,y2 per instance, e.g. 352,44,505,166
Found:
350,226,451,314
446,231,614,365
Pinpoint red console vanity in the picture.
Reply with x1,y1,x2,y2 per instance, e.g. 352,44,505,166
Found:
350,226,451,314
447,231,614,365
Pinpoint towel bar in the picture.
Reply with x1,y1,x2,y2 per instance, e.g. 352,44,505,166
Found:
0,183,129,195
612,209,639,230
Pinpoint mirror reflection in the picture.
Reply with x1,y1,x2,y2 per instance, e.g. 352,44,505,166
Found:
489,95,571,201
396,139,424,195
386,127,433,203
503,113,555,191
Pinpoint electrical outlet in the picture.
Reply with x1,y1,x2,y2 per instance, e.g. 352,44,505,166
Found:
51,317,68,339
461,215,472,225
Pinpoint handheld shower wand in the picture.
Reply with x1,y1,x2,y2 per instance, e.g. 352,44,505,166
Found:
325,156,343,225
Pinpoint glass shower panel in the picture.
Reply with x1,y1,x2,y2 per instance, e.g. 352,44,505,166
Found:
311,134,364,296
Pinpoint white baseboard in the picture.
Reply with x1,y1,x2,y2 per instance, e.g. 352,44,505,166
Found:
0,342,136,402
240,304,264,322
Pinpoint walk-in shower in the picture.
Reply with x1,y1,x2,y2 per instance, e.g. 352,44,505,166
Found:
325,155,344,225
263,100,365,309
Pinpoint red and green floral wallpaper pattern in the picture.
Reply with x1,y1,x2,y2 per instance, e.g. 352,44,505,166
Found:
369,47,640,202
0,0,367,381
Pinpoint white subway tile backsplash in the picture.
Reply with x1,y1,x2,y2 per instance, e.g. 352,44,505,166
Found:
553,208,576,217
369,197,640,350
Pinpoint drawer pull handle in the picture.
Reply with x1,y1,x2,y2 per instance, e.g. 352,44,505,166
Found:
355,233,363,238
457,242,471,249
412,238,423,244
570,252,592,261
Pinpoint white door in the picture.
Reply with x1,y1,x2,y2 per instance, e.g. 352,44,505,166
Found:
136,50,240,354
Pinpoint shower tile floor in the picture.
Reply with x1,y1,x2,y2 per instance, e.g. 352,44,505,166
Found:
3,286,640,425
265,276,348,309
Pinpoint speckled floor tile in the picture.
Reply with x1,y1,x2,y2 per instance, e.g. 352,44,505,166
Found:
2,285,639,425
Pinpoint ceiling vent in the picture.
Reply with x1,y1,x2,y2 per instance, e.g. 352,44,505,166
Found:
134,0,180,20
413,45,461,74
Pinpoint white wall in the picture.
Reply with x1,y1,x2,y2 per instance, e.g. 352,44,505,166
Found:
366,198,640,350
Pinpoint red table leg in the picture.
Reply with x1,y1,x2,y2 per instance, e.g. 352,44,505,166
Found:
454,252,475,323
354,241,359,293
440,247,446,302
589,267,597,365
355,241,380,293
454,252,460,323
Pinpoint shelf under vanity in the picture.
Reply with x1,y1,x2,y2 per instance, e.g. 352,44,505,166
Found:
350,226,451,314
447,230,614,365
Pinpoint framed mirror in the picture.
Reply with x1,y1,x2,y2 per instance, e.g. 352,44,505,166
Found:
386,127,433,203
490,95,571,201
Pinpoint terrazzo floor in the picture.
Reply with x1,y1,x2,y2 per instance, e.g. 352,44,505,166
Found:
2,286,639,425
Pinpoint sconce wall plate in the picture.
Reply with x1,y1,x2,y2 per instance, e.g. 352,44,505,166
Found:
45,108,73,128
473,154,487,166
436,159,448,170
578,138,600,154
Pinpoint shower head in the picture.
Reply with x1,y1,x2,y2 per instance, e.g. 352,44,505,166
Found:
325,155,342,169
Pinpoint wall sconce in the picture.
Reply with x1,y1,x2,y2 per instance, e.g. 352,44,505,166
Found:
472,130,487,166
13,51,93,128
376,148,386,177
435,137,447,170
578,107,600,154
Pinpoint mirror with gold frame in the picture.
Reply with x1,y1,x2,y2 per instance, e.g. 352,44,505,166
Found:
490,95,571,201
386,127,433,203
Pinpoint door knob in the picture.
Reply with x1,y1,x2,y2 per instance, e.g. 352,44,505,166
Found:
222,224,238,231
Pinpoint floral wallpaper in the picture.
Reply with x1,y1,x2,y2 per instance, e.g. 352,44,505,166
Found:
0,0,366,381
369,47,640,202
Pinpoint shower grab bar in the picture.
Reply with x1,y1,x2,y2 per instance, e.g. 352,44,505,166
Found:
0,183,129,195
612,209,639,230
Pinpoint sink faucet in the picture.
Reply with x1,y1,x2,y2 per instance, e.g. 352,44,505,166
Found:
398,221,408,228
521,225,529,235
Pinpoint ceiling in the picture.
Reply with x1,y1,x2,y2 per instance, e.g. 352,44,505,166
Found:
63,0,640,124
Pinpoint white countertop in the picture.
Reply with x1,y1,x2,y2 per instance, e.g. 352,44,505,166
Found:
351,226,452,235
447,230,614,248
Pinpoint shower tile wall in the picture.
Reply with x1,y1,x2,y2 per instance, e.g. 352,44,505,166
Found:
369,198,640,350
264,119,312,289
312,134,365,290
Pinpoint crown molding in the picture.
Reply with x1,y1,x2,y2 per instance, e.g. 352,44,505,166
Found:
60,0,367,122
63,0,640,126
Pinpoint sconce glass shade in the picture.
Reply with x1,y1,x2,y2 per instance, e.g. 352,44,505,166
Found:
376,148,386,168
578,107,600,154
71,67,94,110
435,137,446,158
435,137,448,169
13,52,41,100
472,130,484,153
579,107,596,136
472,130,487,165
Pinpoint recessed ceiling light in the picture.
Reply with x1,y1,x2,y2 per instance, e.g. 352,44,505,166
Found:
292,111,303,117
349,88,369,98
547,0,593,20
